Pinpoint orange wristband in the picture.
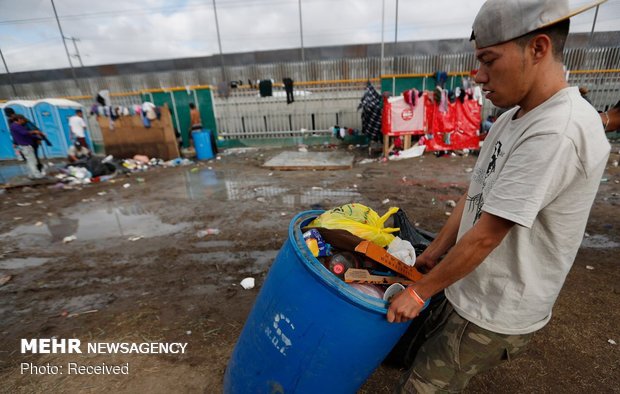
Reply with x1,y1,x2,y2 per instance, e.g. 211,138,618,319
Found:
407,287,426,306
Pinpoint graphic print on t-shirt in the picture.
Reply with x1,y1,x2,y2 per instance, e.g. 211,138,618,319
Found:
467,141,503,224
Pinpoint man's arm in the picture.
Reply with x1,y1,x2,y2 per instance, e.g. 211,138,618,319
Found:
387,211,514,323
415,192,467,273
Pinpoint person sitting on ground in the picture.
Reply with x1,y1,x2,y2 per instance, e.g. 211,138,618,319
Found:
601,100,620,132
67,140,91,163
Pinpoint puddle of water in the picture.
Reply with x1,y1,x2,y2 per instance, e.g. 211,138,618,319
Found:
1,203,190,246
0,257,49,270
180,168,361,207
581,234,620,249
189,250,279,273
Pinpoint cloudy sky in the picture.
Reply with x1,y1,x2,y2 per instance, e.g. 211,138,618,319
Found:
1,0,619,73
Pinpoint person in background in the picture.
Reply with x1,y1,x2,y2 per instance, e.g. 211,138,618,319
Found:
69,109,88,147
9,115,46,179
189,103,202,133
188,102,218,155
388,0,610,392
67,139,91,164
601,100,620,132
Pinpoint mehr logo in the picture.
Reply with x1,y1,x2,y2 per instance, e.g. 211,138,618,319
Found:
21,339,82,354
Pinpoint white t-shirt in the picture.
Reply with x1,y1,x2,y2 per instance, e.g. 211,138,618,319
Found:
446,87,610,335
69,115,87,138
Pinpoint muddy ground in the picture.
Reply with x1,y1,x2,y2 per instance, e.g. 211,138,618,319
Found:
0,143,618,394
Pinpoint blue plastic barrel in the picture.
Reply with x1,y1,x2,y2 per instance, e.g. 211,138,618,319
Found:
224,211,412,393
193,129,214,160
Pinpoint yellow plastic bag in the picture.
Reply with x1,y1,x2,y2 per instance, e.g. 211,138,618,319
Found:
307,203,400,247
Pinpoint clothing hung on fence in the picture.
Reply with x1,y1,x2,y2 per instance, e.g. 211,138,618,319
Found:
283,78,294,104
259,80,273,97
358,83,382,142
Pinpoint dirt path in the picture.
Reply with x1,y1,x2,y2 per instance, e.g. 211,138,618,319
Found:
1,144,618,393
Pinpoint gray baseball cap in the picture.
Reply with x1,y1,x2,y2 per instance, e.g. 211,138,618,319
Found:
470,0,607,49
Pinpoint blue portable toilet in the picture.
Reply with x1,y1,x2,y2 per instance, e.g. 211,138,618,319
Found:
34,99,92,158
0,104,16,160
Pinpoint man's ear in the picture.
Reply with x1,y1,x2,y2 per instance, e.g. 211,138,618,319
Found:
530,34,552,64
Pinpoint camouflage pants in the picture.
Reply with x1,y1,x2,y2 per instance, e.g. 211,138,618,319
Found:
396,300,534,393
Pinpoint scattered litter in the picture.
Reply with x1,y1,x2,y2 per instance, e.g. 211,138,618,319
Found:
586,265,594,270
240,277,255,290
97,191,107,196
389,145,426,160
612,160,618,167
609,339,617,346
63,235,77,243
445,212,452,216
136,178,145,183
465,168,473,173
133,154,150,164
186,330,192,335
196,229,221,237
402,176,407,182
16,202,31,207
353,184,358,188
446,200,457,208
35,221,44,227
123,183,131,188
128,236,143,242
312,186,324,191
600,178,608,183
47,212,53,217
190,167,199,173
13,217,22,221
280,212,287,216
208,166,213,170
67,309,98,318
0,275,12,286
382,198,390,205
298,146,308,153
584,232,590,237
256,197,266,203
356,173,363,178
268,172,273,176
36,200,43,204
359,159,375,165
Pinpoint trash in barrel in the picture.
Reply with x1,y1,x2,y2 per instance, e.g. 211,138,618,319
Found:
224,208,420,393
192,129,214,160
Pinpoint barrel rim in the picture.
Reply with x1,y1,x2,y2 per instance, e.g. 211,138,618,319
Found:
289,210,391,315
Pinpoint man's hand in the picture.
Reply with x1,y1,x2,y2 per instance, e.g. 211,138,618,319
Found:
387,288,425,323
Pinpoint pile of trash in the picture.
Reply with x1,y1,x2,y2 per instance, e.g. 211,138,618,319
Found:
51,154,194,187
302,204,433,301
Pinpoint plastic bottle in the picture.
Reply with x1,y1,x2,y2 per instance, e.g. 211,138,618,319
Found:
326,252,359,278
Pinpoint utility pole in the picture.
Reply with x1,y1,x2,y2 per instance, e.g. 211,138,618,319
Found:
380,0,385,77
212,0,226,82
0,47,18,96
67,36,84,67
588,4,600,47
298,0,305,63
50,0,79,89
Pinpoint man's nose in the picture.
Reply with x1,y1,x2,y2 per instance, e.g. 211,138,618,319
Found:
474,69,487,84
